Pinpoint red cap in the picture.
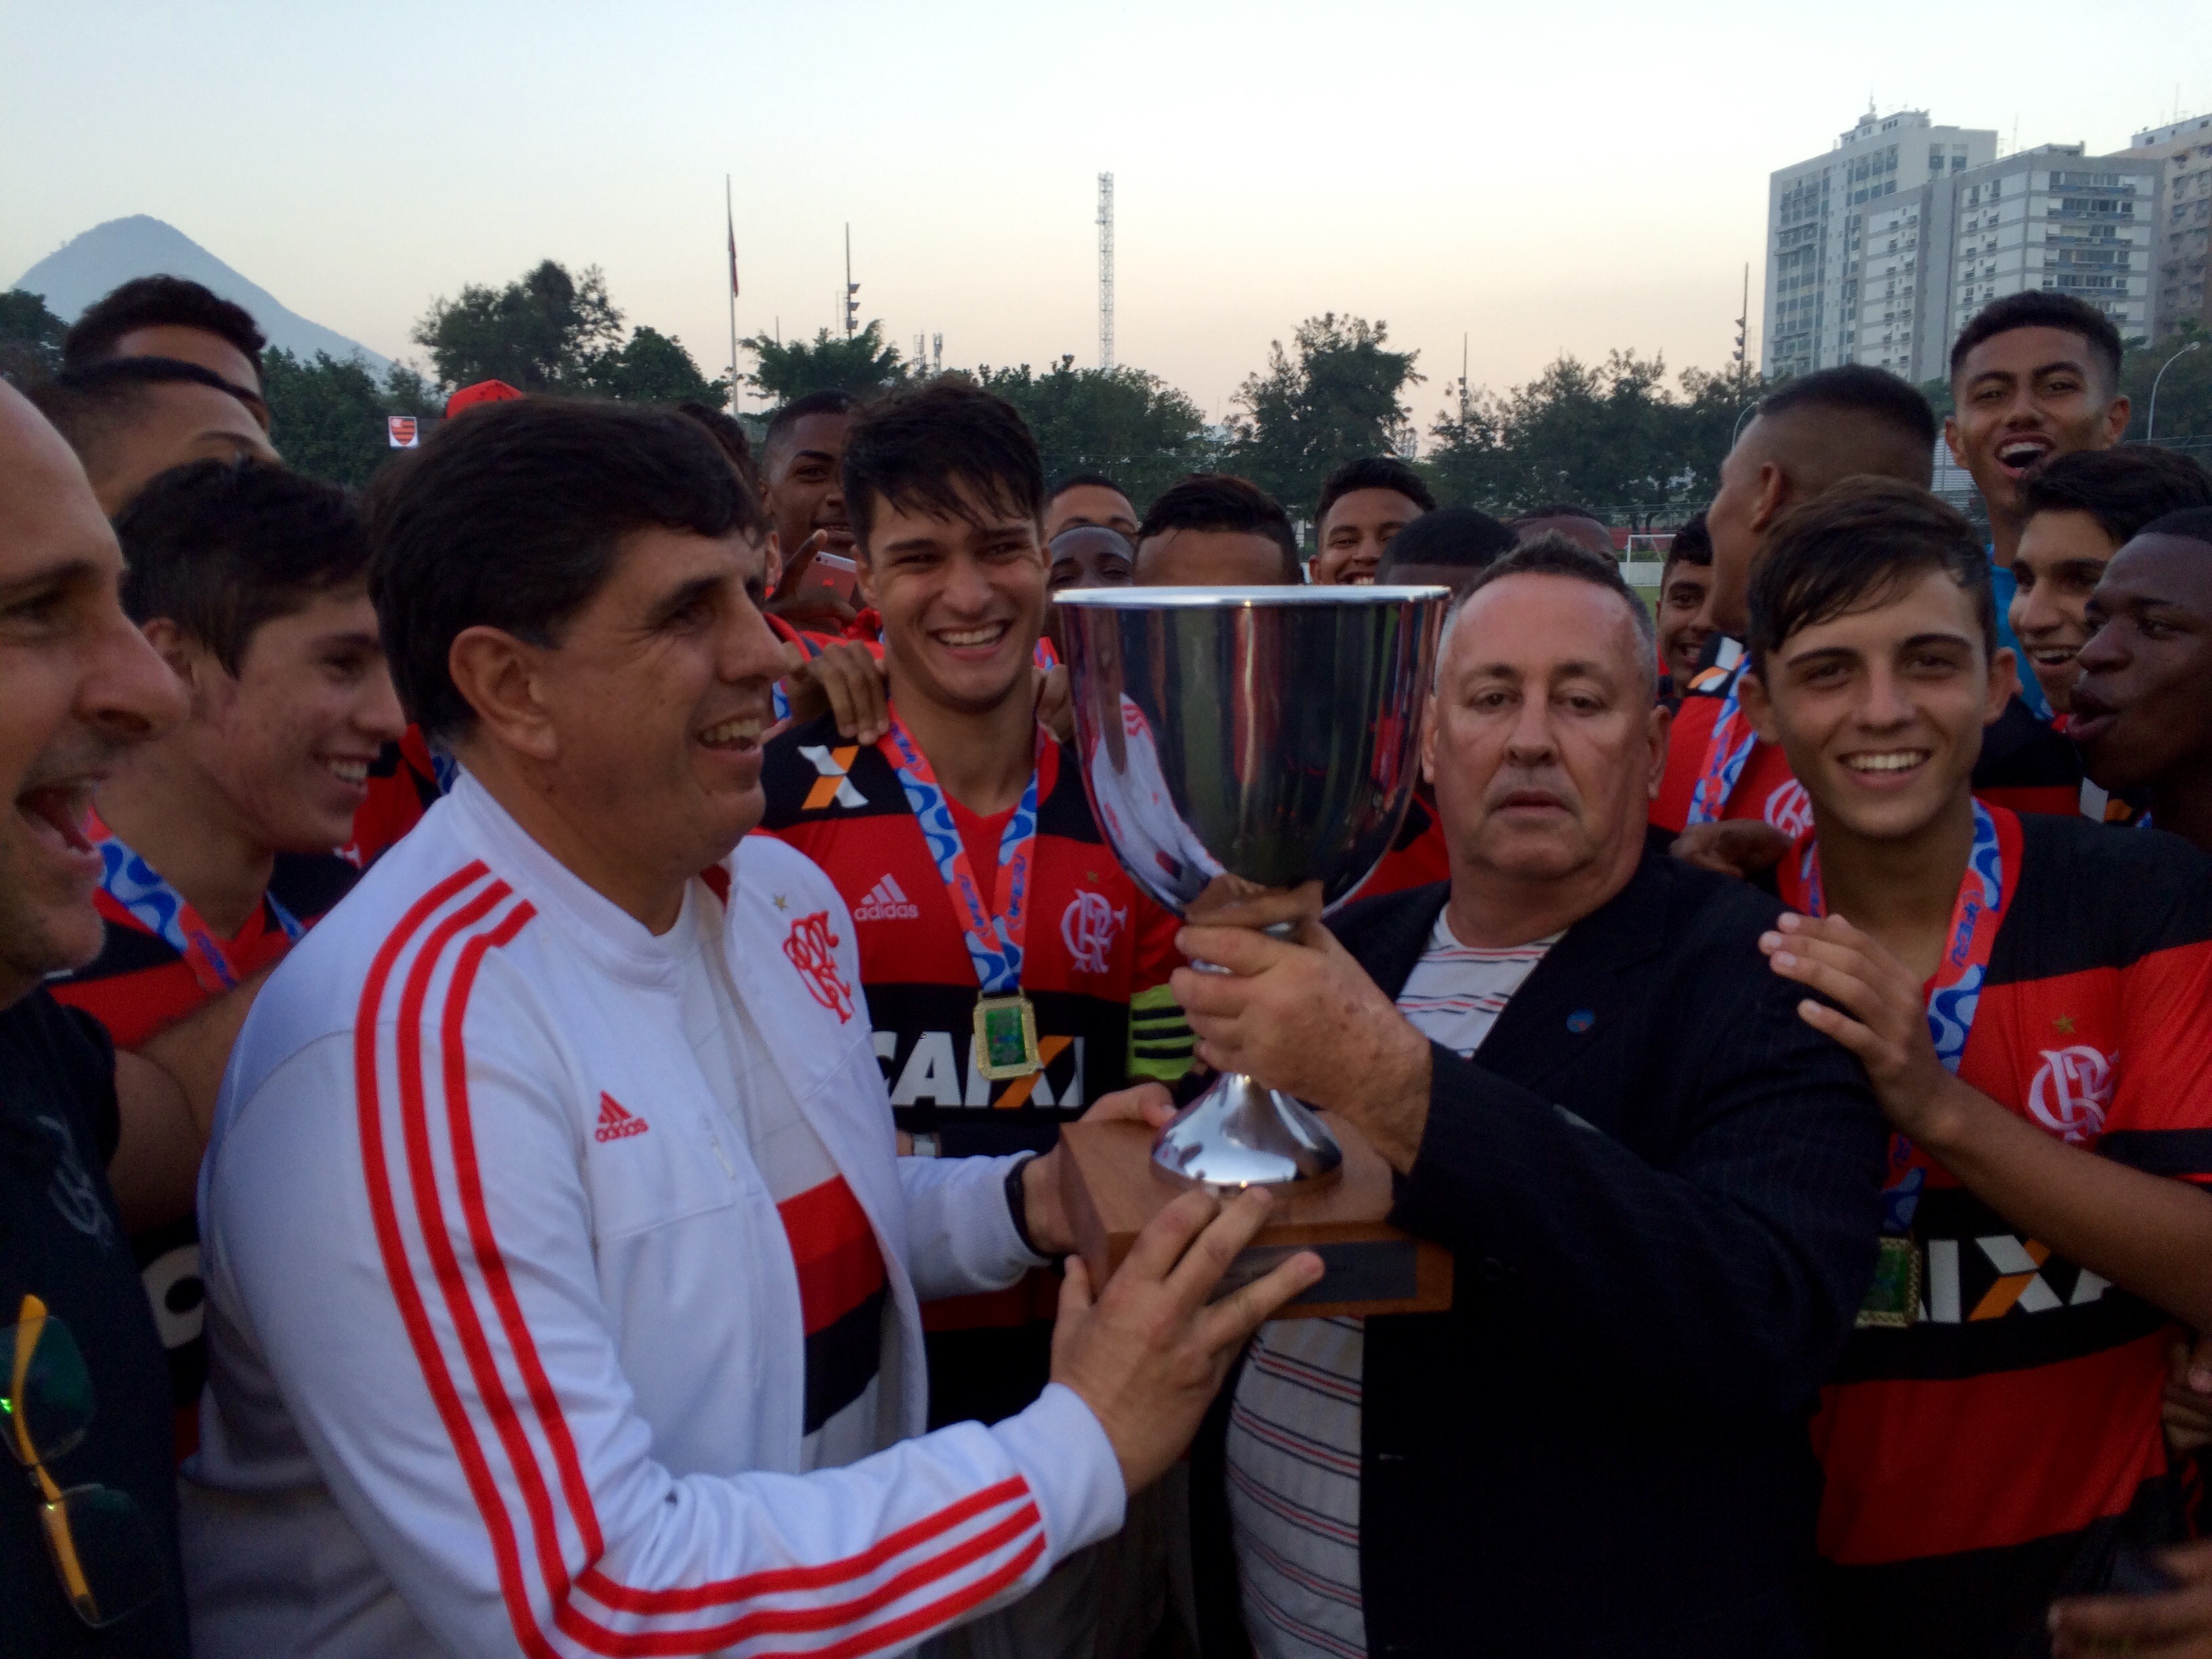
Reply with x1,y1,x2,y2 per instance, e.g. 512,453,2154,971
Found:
443,379,524,418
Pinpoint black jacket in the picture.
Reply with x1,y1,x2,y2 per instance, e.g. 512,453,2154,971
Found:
1191,853,1888,1659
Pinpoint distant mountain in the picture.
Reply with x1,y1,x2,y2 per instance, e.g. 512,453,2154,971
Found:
12,216,391,375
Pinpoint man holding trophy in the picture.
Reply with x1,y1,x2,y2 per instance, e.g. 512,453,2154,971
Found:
1055,539,1889,1658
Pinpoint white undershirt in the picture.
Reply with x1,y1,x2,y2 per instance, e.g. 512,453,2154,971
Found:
1227,911,1556,1659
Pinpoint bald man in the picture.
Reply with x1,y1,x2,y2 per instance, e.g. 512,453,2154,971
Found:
1664,367,2078,874
27,359,275,517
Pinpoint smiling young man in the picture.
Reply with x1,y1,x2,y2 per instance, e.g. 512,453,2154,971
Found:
1310,455,1435,586
1663,365,2081,878
1732,479,2212,1659
43,460,401,1460
1656,511,1716,701
2072,509,2212,850
758,382,1200,1655
2012,450,2212,720
182,394,1311,1659
1946,291,2133,722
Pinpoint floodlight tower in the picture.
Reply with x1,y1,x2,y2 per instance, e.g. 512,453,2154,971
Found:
1097,173,1115,373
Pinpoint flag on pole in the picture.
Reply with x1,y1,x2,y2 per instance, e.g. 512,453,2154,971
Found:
727,196,740,299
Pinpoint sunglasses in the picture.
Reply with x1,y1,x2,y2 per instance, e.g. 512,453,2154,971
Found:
3,1294,165,1629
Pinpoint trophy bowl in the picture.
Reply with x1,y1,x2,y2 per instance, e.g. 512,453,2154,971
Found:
1054,585,1451,1192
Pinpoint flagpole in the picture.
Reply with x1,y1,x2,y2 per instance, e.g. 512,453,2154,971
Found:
725,174,740,415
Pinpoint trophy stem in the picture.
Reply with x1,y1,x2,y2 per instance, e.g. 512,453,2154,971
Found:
1150,1071,1345,1194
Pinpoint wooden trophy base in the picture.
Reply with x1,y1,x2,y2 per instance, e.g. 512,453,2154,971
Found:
1057,1112,1452,1319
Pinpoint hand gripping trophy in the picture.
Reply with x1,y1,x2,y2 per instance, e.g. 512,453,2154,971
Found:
1053,585,1453,1317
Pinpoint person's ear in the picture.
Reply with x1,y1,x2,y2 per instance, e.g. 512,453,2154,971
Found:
137,616,198,683
853,544,877,608
1986,646,2021,726
1420,689,1439,788
760,528,784,594
2101,394,2133,448
1644,700,1672,802
1748,462,1789,535
1737,668,1781,745
447,626,560,764
1942,412,1967,471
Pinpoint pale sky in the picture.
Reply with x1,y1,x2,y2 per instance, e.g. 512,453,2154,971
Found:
6,0,2203,422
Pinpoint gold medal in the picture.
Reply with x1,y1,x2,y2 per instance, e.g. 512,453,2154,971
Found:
1855,1235,1922,1329
972,993,1042,1080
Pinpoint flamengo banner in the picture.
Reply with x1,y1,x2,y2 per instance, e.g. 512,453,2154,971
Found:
387,415,419,448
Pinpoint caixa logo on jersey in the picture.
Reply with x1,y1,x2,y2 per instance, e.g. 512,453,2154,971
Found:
1061,890,1126,975
2026,1045,2115,1144
783,910,856,1023
1764,781,1814,840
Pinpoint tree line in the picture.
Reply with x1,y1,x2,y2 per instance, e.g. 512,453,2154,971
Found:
6,259,2209,518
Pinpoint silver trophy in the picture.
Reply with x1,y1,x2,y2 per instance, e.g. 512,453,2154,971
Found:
1055,586,1450,1192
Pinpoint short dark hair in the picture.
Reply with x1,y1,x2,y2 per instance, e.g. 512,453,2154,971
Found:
2137,507,2212,548
674,399,763,496
1759,364,1938,451
368,398,758,743
764,388,857,459
25,357,259,464
1949,290,2125,390
63,276,266,375
1507,501,1606,529
1136,473,1300,581
1316,456,1435,527
1662,511,1713,579
1454,532,1657,683
114,462,369,674
1747,478,1993,672
1376,506,1515,577
1048,471,1126,501
2019,446,2212,547
840,380,1043,552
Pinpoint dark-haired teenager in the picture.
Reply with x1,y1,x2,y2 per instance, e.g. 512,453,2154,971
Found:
2073,509,2212,849
1947,291,2134,722
760,380,1197,1657
1656,512,1715,700
2013,448,2212,719
47,461,401,1458
1662,365,2079,876
1134,472,1302,586
62,274,270,430
759,388,859,636
28,359,274,516
1732,478,2212,1659
1311,455,1435,585
1045,471,1139,543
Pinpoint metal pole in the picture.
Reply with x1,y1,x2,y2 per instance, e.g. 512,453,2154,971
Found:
2147,340,2203,441
725,176,739,413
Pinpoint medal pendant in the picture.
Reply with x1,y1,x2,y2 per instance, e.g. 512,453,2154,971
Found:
1856,1235,1922,1329
972,993,1042,1080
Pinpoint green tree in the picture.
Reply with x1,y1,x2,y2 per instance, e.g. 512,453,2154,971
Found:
975,358,1215,509
413,260,625,392
743,320,908,403
0,288,68,385
261,351,441,489
588,325,726,405
1227,314,1422,516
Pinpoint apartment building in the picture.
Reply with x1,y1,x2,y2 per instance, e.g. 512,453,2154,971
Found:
2131,114,2212,339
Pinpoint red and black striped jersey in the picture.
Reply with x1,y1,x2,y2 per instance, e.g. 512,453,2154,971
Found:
1652,646,2086,836
756,709,1189,1161
1805,809,2212,1658
48,848,356,1463
344,726,446,868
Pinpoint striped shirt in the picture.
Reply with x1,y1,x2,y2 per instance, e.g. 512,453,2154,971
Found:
1227,912,1554,1658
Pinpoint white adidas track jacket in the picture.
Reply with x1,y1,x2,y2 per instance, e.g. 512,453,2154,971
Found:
180,777,1124,1658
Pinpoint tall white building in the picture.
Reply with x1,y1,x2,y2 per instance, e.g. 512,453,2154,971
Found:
1764,110,1996,382
2130,113,2212,340
1764,110,2159,386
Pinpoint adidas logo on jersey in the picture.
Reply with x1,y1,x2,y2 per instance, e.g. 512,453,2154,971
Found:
855,874,920,921
594,1092,650,1143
